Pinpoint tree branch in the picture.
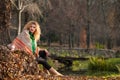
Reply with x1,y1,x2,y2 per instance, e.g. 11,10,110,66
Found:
10,0,19,10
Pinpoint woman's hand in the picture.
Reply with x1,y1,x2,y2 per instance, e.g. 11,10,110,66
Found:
7,44,15,51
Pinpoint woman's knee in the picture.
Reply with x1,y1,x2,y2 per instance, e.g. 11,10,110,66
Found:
36,57,46,64
39,50,47,59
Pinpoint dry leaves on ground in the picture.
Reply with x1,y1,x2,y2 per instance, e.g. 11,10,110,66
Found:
0,45,120,80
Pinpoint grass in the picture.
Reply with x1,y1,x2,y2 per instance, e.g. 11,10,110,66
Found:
87,57,120,77
48,57,120,77
39,47,120,77
72,60,88,71
87,71,120,77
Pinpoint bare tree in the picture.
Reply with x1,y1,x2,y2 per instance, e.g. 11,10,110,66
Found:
10,0,41,35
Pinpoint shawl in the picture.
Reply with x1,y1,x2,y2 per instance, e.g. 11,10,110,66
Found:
10,30,39,56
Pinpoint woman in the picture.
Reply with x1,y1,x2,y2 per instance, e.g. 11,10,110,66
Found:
8,21,63,76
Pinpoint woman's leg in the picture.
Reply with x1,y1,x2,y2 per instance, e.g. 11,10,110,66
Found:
39,50,47,60
37,50,63,76
36,57,63,76
36,57,51,70
49,67,63,76
38,50,50,74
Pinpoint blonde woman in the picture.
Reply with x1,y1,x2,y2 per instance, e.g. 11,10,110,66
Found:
8,21,63,76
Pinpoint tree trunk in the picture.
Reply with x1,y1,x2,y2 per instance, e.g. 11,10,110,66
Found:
18,11,22,35
0,0,11,45
59,33,63,46
80,27,87,48
86,0,90,49
68,34,72,49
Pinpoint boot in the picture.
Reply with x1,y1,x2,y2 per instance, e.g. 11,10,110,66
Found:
49,67,63,76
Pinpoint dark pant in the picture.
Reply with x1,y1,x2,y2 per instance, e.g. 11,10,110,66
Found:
36,50,51,70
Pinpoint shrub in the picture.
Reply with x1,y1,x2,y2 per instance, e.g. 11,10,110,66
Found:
88,57,119,72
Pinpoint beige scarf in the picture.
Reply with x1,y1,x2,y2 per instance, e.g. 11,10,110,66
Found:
9,30,39,56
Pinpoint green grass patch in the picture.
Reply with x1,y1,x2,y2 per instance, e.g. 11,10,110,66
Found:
87,57,120,76
72,60,88,71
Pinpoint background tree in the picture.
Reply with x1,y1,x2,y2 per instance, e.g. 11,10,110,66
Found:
0,0,11,45
113,0,120,48
43,0,118,49
10,0,41,35
9,0,120,49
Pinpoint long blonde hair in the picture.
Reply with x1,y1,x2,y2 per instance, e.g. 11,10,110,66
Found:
23,21,41,41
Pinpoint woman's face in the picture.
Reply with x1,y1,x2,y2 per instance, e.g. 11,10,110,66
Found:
29,24,36,34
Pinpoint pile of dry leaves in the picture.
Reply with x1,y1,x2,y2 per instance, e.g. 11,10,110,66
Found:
0,45,44,80
0,45,120,80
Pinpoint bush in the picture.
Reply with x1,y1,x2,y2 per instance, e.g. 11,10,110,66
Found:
88,57,119,72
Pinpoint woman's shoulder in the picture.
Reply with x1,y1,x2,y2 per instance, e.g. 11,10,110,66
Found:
17,30,29,38
23,30,29,33
21,30,29,35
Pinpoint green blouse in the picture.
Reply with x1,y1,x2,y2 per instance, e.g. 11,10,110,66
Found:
29,31,36,54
